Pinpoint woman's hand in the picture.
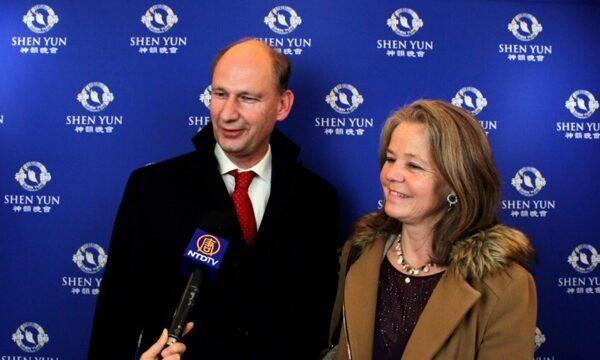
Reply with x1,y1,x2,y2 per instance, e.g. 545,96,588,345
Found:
140,322,194,360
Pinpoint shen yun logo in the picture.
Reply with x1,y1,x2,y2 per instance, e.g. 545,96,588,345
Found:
565,90,599,120
6,161,59,214
503,167,555,219
511,167,546,197
12,322,49,353
378,8,432,58
68,82,123,134
556,90,600,141
387,8,423,37
568,244,599,274
259,6,311,56
62,243,106,296
499,13,551,63
188,85,212,131
131,4,186,55
199,85,212,109
325,84,364,115
534,327,546,351
77,82,114,112
15,161,51,192
141,4,178,33
264,6,302,35
508,13,542,41
559,244,600,296
13,4,66,55
451,87,488,115
23,5,59,34
73,243,108,274
316,84,373,137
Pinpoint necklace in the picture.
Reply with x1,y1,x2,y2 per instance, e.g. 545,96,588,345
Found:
394,233,435,284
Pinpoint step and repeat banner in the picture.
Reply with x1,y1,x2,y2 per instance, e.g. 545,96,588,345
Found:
1,1,598,359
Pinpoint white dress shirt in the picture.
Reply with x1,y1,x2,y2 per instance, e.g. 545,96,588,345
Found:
214,144,272,229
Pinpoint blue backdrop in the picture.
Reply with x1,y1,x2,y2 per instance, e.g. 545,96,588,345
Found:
1,1,598,359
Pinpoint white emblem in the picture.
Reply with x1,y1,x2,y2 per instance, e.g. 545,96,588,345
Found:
77,82,114,112
264,6,302,35
325,84,364,114
387,8,423,37
12,322,49,353
141,4,178,34
508,13,543,41
73,243,108,274
568,244,599,274
534,327,546,350
22,5,59,34
199,85,212,109
451,87,488,115
565,90,599,119
511,167,546,197
15,161,51,192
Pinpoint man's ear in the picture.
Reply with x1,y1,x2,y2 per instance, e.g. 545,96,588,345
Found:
276,89,294,122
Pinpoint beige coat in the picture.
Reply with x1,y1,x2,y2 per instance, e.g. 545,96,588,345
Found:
336,226,537,360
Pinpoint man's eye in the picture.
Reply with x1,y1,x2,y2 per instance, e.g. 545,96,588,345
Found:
213,92,226,98
241,96,257,102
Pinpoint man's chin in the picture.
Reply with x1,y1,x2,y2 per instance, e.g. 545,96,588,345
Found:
218,141,246,157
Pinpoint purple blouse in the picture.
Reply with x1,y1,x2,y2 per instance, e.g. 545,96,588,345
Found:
373,258,444,359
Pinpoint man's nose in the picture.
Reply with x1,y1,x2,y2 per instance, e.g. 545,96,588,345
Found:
220,97,239,121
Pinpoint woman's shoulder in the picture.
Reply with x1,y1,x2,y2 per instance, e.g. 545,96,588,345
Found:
448,224,535,283
480,261,535,299
345,212,386,250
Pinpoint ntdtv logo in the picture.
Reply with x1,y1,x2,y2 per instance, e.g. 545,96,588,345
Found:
184,230,229,270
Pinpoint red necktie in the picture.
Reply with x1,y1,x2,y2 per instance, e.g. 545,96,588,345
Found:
229,170,257,246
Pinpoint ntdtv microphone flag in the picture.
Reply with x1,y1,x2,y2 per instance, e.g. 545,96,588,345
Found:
183,229,230,271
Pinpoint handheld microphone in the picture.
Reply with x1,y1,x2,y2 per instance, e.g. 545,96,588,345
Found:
166,212,231,346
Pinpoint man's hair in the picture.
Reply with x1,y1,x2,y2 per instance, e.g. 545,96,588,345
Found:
376,99,502,265
210,37,292,93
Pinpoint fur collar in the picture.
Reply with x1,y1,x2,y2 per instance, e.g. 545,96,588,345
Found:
349,214,533,282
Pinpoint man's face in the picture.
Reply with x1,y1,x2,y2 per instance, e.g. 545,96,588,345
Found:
210,42,293,169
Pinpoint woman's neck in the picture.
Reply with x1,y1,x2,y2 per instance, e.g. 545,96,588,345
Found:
400,224,434,265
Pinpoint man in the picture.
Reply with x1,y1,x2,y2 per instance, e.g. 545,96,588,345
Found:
88,39,339,359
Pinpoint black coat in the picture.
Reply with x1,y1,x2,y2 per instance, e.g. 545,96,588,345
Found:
88,124,340,359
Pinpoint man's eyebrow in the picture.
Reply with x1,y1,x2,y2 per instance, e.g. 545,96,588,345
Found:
210,86,261,97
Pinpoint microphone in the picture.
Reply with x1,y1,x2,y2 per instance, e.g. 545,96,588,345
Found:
166,212,231,346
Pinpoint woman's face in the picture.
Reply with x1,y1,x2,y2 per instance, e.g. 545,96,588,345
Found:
380,121,451,227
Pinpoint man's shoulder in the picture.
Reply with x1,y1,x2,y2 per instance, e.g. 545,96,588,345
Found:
293,164,338,198
129,151,203,182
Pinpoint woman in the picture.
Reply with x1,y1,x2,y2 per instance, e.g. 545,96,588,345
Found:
333,100,536,359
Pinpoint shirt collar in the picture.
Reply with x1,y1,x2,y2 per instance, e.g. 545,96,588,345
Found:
214,143,272,182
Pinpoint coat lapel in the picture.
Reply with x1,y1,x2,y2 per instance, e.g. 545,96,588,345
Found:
344,237,385,359
402,272,481,359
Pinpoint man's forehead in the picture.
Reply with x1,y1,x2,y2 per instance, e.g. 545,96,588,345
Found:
216,41,273,69
212,44,277,91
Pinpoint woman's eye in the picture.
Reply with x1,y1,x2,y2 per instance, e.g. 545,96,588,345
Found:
385,157,395,163
408,163,422,169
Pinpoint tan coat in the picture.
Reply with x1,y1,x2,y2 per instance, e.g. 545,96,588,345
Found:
336,227,537,360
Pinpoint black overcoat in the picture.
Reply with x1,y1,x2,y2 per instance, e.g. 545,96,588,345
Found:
88,124,340,359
